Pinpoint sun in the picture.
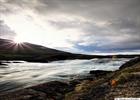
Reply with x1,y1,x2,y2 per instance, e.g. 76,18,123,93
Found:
14,36,24,44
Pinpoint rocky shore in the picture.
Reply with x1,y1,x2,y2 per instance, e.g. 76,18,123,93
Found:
0,57,140,100
0,61,7,66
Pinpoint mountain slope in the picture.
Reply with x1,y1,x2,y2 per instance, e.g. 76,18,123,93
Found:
0,38,95,62
0,38,71,54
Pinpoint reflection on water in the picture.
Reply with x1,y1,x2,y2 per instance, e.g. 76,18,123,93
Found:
0,58,130,92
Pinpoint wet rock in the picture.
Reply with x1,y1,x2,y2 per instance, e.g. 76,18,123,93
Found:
80,83,110,100
30,81,74,100
89,70,113,77
0,89,47,100
119,57,140,70
0,62,7,65
0,81,75,100
12,61,22,63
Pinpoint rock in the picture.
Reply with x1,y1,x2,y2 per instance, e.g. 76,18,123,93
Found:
0,89,47,100
119,57,140,70
89,70,113,77
0,81,75,100
30,81,74,100
12,61,22,63
0,62,7,65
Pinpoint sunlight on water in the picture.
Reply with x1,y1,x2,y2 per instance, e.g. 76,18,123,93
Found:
0,58,130,92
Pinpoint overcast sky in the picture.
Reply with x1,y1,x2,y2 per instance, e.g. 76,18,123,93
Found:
0,0,140,54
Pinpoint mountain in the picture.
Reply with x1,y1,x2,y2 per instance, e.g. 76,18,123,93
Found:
0,38,72,55
0,38,139,62
0,38,95,62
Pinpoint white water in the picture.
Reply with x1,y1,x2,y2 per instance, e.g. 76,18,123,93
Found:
0,58,130,92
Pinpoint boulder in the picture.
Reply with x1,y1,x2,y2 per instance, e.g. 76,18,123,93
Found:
0,62,7,65
30,81,74,100
89,70,113,77
119,57,140,70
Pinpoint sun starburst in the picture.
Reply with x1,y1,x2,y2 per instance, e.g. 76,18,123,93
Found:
14,36,24,44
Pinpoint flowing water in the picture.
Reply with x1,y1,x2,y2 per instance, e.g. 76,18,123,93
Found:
0,58,130,92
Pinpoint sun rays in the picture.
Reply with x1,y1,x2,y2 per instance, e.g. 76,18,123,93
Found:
14,38,23,44
13,34,25,44
0,39,34,52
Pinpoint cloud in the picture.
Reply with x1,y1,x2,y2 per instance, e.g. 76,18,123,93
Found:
0,0,140,54
0,20,16,39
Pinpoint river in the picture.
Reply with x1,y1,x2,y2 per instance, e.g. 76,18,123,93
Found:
0,58,130,92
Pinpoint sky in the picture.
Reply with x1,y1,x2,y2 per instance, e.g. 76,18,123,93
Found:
0,0,140,54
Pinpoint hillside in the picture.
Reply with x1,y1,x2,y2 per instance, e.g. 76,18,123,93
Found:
0,38,94,62
0,38,70,55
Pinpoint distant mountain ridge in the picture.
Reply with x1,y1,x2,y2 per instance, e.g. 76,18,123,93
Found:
0,38,139,62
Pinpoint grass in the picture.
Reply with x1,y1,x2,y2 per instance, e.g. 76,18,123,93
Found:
110,62,140,85
65,78,108,100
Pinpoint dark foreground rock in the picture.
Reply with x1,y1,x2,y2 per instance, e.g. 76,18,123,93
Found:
89,70,113,77
119,57,140,69
30,81,74,100
0,81,75,100
0,58,140,100
0,62,7,65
